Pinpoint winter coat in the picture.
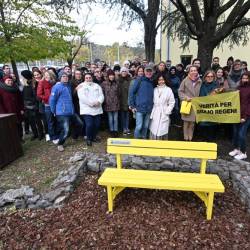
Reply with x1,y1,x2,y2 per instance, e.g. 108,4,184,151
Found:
238,84,250,120
169,75,181,98
71,79,82,114
77,82,104,116
101,80,120,112
0,83,24,122
49,82,74,116
37,79,54,105
128,76,154,114
178,76,202,122
22,82,38,110
150,85,175,136
227,69,244,90
118,76,131,111
199,81,218,126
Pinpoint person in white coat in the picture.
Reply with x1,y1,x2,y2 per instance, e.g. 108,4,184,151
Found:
149,74,175,140
77,73,104,146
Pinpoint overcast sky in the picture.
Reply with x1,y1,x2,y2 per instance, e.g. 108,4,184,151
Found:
72,4,161,48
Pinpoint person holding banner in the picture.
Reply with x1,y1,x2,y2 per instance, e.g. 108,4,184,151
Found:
178,66,202,141
229,73,250,160
199,70,218,141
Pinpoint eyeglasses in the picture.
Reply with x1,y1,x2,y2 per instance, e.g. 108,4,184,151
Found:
206,75,214,78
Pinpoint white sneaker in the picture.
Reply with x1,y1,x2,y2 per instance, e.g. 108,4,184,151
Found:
45,134,50,142
52,139,59,145
229,149,240,157
57,145,64,152
234,152,247,160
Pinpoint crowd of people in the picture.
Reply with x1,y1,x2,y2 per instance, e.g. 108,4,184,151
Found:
0,57,249,160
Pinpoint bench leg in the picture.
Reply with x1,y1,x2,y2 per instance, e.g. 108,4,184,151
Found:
206,192,214,220
107,186,113,212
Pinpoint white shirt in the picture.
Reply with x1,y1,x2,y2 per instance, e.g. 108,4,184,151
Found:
77,82,104,115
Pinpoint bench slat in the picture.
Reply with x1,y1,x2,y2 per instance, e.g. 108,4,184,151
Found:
108,146,217,159
108,138,217,151
98,169,224,192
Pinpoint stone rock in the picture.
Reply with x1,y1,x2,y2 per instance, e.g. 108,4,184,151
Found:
15,198,26,209
27,195,40,205
144,156,163,163
35,199,51,209
68,152,85,163
131,157,144,165
87,160,99,172
1,186,34,202
43,188,65,202
54,195,67,205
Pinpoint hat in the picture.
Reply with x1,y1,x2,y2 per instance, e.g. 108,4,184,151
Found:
120,67,129,73
107,69,115,76
21,70,33,80
145,65,153,71
113,65,121,72
123,60,130,66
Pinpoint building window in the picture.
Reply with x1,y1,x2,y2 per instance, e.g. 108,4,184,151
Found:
180,55,193,67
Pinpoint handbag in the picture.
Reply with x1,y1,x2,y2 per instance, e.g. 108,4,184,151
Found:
180,100,192,114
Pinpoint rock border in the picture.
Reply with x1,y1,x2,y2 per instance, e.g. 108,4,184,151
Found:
0,152,250,213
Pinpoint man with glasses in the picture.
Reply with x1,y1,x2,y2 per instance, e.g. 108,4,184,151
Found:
49,73,81,151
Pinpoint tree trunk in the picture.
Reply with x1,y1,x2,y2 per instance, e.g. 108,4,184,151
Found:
197,38,215,73
10,59,20,84
67,58,73,68
144,20,157,62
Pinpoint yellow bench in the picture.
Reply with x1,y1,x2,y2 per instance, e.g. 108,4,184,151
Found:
98,138,225,220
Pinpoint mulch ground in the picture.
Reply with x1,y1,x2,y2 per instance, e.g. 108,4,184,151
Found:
0,175,250,249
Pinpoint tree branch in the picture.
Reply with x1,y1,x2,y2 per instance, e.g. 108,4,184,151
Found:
169,0,199,36
213,0,250,45
121,0,146,20
217,0,238,17
189,0,203,31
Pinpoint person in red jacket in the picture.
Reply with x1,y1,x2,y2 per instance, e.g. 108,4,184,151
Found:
37,70,58,143
229,72,250,160
0,76,24,141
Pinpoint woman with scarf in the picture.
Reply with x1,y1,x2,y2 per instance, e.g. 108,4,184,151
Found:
227,59,244,90
199,70,218,141
0,76,24,141
178,66,202,141
229,73,250,160
101,70,120,137
215,67,229,90
149,74,175,140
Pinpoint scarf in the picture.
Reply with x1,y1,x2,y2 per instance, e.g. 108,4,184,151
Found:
0,81,19,93
199,81,217,97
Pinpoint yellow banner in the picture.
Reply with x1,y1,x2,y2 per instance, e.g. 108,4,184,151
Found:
191,91,240,123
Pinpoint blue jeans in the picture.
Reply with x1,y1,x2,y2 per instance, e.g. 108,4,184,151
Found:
44,105,57,140
107,111,118,131
134,112,150,139
232,118,250,153
56,116,71,145
82,114,101,141
120,111,129,132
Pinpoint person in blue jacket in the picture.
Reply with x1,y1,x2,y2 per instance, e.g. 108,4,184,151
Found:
128,65,154,139
49,73,82,151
